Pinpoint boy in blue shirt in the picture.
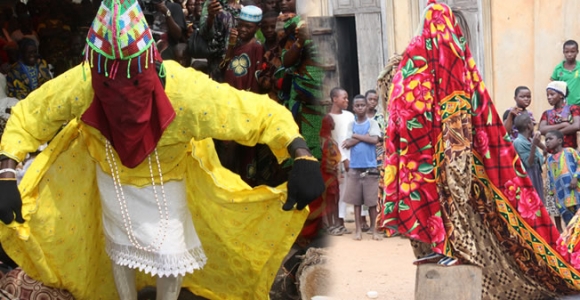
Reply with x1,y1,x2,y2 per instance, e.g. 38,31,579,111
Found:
342,95,382,241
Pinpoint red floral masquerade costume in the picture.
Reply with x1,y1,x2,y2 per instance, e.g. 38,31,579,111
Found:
381,1,580,298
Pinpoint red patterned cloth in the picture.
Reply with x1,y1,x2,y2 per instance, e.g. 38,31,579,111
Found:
381,1,580,297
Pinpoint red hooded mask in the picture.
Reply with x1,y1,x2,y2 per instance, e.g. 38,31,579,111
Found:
81,52,176,168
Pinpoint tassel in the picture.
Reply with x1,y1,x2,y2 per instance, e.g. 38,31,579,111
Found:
90,49,94,68
82,61,86,81
98,54,101,74
104,57,109,77
145,48,149,69
127,58,131,79
138,55,142,73
158,62,166,78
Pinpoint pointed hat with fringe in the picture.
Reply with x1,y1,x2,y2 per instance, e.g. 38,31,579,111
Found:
81,0,175,169
86,0,154,60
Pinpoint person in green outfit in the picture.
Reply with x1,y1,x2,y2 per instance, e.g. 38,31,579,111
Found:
551,40,580,146
276,0,324,160
551,40,580,106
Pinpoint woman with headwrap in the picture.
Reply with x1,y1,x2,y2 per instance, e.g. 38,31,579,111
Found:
5,38,51,100
274,0,324,160
382,1,580,298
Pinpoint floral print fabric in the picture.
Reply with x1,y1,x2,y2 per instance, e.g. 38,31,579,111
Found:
381,1,580,296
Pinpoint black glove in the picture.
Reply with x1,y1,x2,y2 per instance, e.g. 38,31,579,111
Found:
0,179,24,224
283,157,325,211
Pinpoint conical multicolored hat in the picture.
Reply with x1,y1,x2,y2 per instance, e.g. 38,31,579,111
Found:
86,0,154,60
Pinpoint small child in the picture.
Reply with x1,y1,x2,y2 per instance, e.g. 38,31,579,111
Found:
260,10,279,51
220,5,264,93
364,89,383,232
551,40,580,106
546,130,580,225
503,86,536,140
342,95,382,241
513,114,545,206
319,114,341,234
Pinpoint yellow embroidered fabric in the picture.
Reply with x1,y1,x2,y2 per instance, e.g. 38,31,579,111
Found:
0,61,308,299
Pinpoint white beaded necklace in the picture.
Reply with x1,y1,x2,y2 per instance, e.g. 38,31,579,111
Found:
105,141,169,252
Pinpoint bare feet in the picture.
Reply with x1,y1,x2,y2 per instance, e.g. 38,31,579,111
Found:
372,231,383,241
353,231,362,241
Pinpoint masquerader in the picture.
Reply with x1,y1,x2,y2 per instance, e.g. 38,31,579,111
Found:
0,0,324,299
382,0,580,298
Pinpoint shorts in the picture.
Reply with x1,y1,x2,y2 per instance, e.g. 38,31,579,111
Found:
343,168,380,207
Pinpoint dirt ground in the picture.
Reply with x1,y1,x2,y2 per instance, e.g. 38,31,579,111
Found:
326,220,416,300
324,219,580,300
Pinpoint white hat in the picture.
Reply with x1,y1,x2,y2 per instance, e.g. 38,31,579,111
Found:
239,5,262,23
547,81,568,97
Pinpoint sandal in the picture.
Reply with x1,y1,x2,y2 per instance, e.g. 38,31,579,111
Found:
325,226,343,236
437,256,460,266
413,253,442,265
337,225,352,234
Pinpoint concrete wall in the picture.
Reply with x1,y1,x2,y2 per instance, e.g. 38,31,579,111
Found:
303,0,580,120
297,0,326,17
384,0,580,120
491,0,580,123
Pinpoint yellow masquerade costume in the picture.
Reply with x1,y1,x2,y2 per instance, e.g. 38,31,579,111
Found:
0,61,309,299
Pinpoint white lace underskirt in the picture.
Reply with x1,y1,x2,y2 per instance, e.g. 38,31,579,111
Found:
96,166,207,277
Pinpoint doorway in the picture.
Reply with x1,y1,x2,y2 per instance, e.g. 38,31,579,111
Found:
335,16,360,111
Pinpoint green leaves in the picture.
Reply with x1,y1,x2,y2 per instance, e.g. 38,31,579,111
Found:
399,200,410,211
503,133,512,143
410,191,421,201
401,59,418,78
413,55,427,63
406,118,423,130
401,56,427,78
470,90,480,116
405,220,420,234
418,163,433,174
452,33,465,53
384,202,395,214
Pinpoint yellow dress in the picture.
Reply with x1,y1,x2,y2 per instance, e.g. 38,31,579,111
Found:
0,61,309,300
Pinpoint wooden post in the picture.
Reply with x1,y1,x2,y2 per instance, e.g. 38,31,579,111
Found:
415,264,482,300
